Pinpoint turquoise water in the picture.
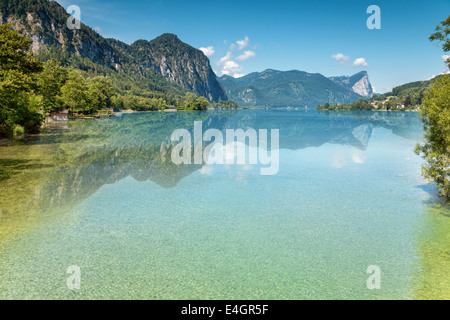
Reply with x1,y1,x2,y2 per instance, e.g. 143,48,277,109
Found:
0,109,449,299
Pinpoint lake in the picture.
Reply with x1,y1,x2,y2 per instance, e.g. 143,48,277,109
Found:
0,109,449,299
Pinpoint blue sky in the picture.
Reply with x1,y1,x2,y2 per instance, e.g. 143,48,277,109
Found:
56,0,450,93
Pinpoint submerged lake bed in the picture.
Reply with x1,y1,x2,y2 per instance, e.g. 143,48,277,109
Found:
0,109,449,300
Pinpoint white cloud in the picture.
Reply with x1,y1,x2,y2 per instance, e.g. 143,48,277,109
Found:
217,52,243,78
223,60,240,70
222,60,243,77
332,54,369,67
353,58,369,67
215,36,256,77
236,36,250,50
199,46,215,57
94,26,102,33
218,52,232,65
331,53,350,64
236,50,256,61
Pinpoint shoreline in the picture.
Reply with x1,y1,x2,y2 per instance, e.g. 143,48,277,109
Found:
0,108,418,144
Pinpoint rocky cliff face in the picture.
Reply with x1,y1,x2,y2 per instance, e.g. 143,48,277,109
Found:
0,0,227,101
330,71,374,98
351,73,372,97
130,34,227,102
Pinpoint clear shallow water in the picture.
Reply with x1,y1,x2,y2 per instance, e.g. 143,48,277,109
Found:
0,109,449,300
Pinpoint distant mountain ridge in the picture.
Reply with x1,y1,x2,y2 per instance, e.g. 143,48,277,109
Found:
0,0,227,102
218,69,373,108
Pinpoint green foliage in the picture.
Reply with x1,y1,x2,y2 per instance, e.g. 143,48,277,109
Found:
13,125,25,137
209,99,240,109
59,70,91,114
430,15,450,67
404,95,412,107
414,17,450,201
87,76,116,110
178,92,209,111
415,76,450,200
0,24,43,137
58,71,119,114
118,95,170,111
24,94,44,133
36,59,68,113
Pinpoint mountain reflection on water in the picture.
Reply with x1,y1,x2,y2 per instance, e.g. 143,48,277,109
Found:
0,110,424,211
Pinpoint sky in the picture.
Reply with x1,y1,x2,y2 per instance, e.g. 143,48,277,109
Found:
56,0,450,93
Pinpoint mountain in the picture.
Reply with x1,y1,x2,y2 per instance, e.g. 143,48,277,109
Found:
0,0,227,102
129,34,227,102
329,71,373,98
218,69,373,108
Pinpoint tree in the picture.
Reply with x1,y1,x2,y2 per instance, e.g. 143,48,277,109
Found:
88,76,116,111
36,59,68,113
0,24,43,137
60,70,91,114
178,92,209,111
180,92,196,110
430,15,450,67
415,75,450,200
193,96,209,111
414,16,450,201
385,100,396,111
412,90,425,106
403,95,412,107
111,95,125,110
